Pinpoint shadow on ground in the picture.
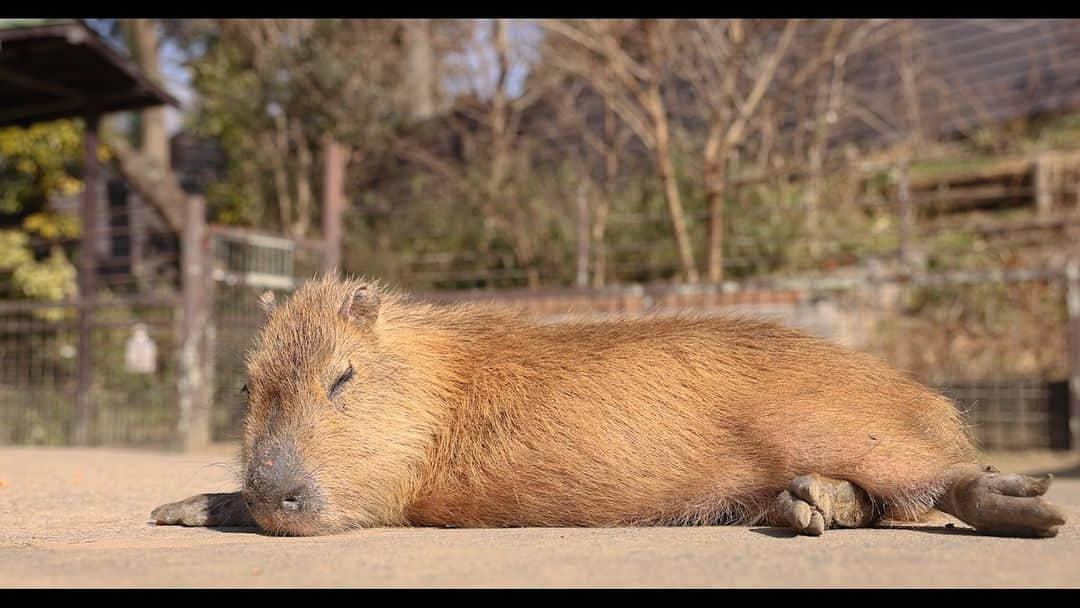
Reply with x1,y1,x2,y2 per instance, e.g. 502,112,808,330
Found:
749,523,980,539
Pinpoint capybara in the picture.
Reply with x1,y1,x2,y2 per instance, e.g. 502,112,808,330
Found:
152,275,1066,537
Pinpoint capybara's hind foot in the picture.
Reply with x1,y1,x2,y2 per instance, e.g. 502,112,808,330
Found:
776,473,879,536
935,464,1067,538
151,492,255,528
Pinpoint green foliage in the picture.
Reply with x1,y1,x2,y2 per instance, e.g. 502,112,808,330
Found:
171,19,1080,293
0,230,32,269
724,180,805,277
878,279,1067,383
0,121,84,214
0,387,75,445
184,20,408,234
0,121,82,313
11,246,78,303
0,230,79,318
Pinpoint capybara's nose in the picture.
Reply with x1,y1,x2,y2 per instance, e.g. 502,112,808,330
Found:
279,485,312,512
246,442,320,515
281,492,301,512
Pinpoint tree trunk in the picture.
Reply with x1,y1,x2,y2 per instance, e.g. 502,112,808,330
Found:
898,23,924,147
805,145,824,260
129,19,169,169
487,20,538,288
509,213,541,289
648,86,698,284
576,182,590,287
263,126,293,235
703,118,731,285
591,196,610,288
705,151,728,284
592,104,617,288
489,19,510,193
405,19,436,121
321,138,346,274
292,122,313,238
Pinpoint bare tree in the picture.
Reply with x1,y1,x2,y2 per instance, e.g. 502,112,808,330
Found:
543,19,701,283
770,20,901,259
541,73,631,287
798,21,899,258
590,102,626,287
674,20,906,273
405,19,437,121
193,19,408,238
100,20,185,238
396,19,554,287
673,19,799,283
125,19,170,169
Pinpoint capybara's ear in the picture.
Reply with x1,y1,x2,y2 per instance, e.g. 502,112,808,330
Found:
258,290,277,314
340,284,380,330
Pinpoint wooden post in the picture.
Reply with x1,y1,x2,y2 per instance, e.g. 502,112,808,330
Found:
128,181,146,289
201,229,216,447
1067,261,1080,451
1034,153,1052,218
576,182,590,288
178,194,212,451
897,160,911,265
74,113,101,446
321,138,345,274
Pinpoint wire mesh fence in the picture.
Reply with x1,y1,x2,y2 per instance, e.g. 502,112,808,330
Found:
0,225,325,447
415,269,1075,452
0,296,181,445
936,380,1070,451
0,236,1075,452
204,228,327,442
209,283,289,443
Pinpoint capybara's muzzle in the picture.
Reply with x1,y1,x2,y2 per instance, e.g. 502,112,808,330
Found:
244,440,323,520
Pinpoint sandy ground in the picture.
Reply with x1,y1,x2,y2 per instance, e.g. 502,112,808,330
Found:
0,446,1078,588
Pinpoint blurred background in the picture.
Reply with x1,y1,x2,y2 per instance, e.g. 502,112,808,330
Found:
0,18,1078,453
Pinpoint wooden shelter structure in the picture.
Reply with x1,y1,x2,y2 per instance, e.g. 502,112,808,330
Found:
0,19,178,443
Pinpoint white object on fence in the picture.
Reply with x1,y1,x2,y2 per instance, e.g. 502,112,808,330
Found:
124,322,158,374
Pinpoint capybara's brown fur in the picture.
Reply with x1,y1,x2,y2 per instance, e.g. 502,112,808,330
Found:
236,275,985,536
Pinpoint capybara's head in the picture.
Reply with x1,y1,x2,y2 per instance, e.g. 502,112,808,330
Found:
239,276,437,535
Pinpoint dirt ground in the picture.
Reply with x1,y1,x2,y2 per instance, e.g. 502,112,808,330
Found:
0,445,1078,588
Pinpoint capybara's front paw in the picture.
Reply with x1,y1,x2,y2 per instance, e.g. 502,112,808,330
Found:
151,492,255,528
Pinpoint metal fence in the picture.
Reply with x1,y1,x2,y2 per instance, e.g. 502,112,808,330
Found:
0,222,325,447
416,268,1077,452
936,381,1071,451
0,242,1076,452
205,226,326,442
0,295,181,445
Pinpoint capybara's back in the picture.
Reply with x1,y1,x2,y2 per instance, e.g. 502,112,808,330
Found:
404,303,974,528
152,276,1065,538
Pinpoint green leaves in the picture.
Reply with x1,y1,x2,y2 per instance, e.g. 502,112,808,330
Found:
0,120,82,311
182,19,411,234
0,121,85,214
0,230,77,317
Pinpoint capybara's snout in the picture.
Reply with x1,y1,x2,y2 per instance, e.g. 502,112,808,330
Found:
244,440,324,528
